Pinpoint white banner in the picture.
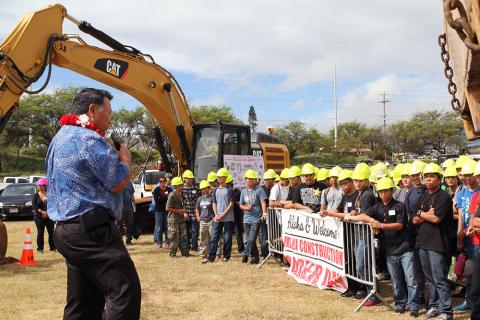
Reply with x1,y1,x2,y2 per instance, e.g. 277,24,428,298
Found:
281,209,347,293
223,155,265,188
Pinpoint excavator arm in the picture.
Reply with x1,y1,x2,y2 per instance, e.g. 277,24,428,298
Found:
0,4,193,165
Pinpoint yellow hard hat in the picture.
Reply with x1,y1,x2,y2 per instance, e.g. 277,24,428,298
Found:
369,170,377,184
289,166,302,178
474,164,480,176
207,171,218,183
423,163,443,176
443,165,457,177
329,166,342,177
313,167,319,176
392,163,404,178
461,160,477,175
171,177,184,186
401,163,412,176
226,174,234,184
338,169,353,182
455,155,470,169
199,180,210,190
245,169,259,179
376,177,395,191
182,170,194,179
373,162,389,179
280,168,290,179
316,168,329,181
352,163,370,180
410,161,426,175
301,164,315,176
275,174,280,182
263,169,277,180
216,167,229,178
442,158,455,169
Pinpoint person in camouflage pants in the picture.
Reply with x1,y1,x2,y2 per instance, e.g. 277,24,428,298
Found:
166,177,190,257
196,180,215,258
182,170,200,252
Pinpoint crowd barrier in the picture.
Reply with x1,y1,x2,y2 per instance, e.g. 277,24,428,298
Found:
261,208,393,313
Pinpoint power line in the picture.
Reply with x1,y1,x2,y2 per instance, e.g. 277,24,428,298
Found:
379,91,390,161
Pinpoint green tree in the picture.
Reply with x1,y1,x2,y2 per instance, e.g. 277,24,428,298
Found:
330,121,369,155
110,106,148,149
248,105,258,132
190,105,242,124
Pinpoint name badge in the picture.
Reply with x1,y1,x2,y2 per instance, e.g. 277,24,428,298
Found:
346,202,352,208
388,210,396,216
192,190,197,194
202,205,207,209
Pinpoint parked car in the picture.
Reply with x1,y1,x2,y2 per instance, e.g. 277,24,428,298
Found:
0,183,37,220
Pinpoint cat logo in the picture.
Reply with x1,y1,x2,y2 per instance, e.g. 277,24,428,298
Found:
94,58,129,80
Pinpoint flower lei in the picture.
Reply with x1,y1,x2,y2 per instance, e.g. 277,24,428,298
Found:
59,114,105,137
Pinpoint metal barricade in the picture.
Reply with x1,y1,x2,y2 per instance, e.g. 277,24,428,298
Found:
343,220,393,312
257,208,284,269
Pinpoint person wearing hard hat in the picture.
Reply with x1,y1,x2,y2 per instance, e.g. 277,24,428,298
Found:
316,168,330,189
166,177,190,257
393,163,414,204
345,177,420,316
204,168,235,263
349,163,378,304
412,163,453,319
291,164,325,212
260,169,277,259
283,166,302,208
324,169,363,299
320,166,344,215
239,169,268,264
207,171,219,189
195,180,215,259
443,166,459,200
229,174,245,253
453,161,480,312
466,164,480,318
270,168,290,208
181,170,200,252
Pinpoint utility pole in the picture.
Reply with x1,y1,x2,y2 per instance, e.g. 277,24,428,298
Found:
379,91,390,161
333,66,338,151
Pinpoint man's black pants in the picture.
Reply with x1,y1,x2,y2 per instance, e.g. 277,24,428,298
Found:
54,220,141,320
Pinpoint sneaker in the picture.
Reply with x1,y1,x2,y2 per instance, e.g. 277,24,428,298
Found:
201,258,210,264
354,290,367,300
340,290,354,298
157,243,162,248
222,257,229,262
436,313,453,320
453,301,471,311
165,243,170,248
242,256,248,264
409,310,419,318
36,250,44,254
364,296,381,307
169,252,176,258
395,306,405,314
250,259,259,265
424,308,440,319
182,253,191,257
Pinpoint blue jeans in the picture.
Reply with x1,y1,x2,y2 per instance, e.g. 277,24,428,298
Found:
207,221,233,261
418,249,451,314
154,211,169,244
355,239,366,278
259,220,269,258
387,250,420,311
243,222,261,262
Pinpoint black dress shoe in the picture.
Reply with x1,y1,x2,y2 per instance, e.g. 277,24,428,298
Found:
409,310,419,317
340,290,354,298
242,256,248,263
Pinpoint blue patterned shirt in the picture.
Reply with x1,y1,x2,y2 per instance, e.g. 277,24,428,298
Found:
46,125,129,221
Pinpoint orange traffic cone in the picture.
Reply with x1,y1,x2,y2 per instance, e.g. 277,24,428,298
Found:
17,227,36,266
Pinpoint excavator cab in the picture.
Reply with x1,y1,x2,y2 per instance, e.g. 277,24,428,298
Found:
192,122,251,182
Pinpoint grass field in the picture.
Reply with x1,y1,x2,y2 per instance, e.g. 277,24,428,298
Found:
0,220,470,320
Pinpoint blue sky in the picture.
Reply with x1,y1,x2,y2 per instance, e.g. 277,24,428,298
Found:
3,1,452,133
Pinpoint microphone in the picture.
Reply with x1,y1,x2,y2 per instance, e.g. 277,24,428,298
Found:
111,132,122,151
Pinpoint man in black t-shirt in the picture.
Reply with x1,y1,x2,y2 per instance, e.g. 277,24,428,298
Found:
291,165,325,212
346,177,419,316
412,163,452,320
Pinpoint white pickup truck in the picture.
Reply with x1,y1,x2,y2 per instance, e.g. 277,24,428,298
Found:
133,170,165,204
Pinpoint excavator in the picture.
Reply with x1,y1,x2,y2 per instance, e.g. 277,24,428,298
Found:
440,0,480,141
0,4,290,262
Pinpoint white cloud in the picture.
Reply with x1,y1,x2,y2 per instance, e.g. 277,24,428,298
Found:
292,99,305,109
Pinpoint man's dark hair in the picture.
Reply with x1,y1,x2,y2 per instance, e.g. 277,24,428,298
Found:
72,88,113,115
